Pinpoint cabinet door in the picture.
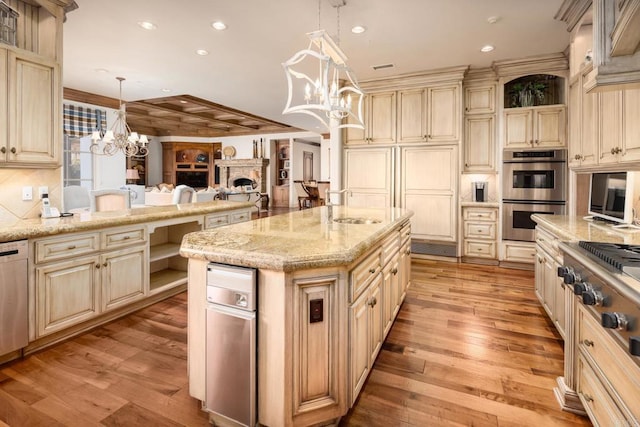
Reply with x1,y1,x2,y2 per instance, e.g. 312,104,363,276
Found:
534,107,566,147
427,85,459,142
622,88,640,162
463,114,495,172
399,239,411,302
401,146,457,241
542,253,555,318
465,85,495,114
554,266,567,339
368,275,383,367
598,91,623,164
569,71,598,168
381,262,394,336
369,92,396,144
344,96,368,145
568,78,582,168
397,89,426,143
534,252,545,304
349,290,370,405
504,109,533,148
0,49,6,162
344,147,393,208
101,246,147,311
36,256,100,337
7,50,60,166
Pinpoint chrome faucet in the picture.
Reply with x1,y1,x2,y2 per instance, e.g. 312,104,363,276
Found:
325,189,351,222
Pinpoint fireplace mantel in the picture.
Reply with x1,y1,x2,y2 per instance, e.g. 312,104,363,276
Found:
217,158,270,192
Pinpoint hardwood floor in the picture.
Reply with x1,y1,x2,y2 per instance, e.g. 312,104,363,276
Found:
0,260,592,426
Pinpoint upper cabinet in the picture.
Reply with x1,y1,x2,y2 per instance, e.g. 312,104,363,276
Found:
345,91,396,145
0,0,69,169
463,75,497,173
557,0,640,92
344,66,467,147
502,74,567,149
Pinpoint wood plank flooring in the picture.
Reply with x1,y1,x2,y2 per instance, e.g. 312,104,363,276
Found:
0,260,592,426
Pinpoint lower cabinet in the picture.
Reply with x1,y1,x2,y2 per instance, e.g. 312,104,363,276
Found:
101,246,147,311
462,206,497,261
534,226,566,339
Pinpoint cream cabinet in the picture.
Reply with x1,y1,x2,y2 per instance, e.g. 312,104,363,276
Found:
576,304,640,424
463,83,496,172
345,91,396,145
462,206,497,261
597,90,624,164
568,69,597,168
33,226,147,338
397,85,460,143
400,145,458,242
502,241,536,264
344,147,394,208
503,106,566,148
534,226,566,339
272,185,290,207
0,47,60,167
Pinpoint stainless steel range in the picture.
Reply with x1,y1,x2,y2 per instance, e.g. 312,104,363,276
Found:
559,241,640,364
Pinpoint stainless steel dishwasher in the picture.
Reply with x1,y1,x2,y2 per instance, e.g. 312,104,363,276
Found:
205,263,257,427
0,240,28,356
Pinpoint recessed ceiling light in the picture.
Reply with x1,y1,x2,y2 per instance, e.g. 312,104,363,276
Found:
161,88,171,93
487,16,499,24
196,49,209,56
138,21,157,30
351,25,366,34
94,68,109,73
212,21,227,31
481,45,495,52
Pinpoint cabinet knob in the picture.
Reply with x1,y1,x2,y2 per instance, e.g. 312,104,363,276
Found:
580,392,594,403
465,163,469,167
103,262,108,267
0,147,5,154
611,147,616,155
368,297,378,307
616,147,622,154
581,339,594,347
574,154,582,160
95,264,100,269
392,268,398,275
10,147,16,154
369,268,376,274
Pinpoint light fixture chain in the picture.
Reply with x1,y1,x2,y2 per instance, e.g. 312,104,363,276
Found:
336,4,341,46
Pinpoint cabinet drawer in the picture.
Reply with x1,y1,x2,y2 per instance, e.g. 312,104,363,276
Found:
503,242,536,263
101,226,146,249
463,208,497,221
35,233,99,264
205,213,230,229
464,222,496,239
230,210,251,224
381,232,400,267
400,222,412,244
577,304,640,421
350,249,381,302
464,240,496,258
535,227,559,258
577,354,628,426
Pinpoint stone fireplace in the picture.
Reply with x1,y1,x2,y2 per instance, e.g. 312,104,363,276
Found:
217,158,270,193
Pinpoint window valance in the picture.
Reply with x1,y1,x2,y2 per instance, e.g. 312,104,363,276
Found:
63,104,107,138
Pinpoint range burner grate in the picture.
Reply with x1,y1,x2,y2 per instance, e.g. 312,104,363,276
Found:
579,241,640,280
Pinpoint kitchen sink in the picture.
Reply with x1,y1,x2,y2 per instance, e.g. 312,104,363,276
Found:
333,217,381,224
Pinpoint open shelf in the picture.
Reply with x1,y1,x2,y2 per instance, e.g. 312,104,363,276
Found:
149,242,181,262
150,268,187,292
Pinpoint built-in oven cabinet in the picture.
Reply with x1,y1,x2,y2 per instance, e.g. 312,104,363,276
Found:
503,106,566,149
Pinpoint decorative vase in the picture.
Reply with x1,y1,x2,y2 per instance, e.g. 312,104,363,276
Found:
519,90,534,107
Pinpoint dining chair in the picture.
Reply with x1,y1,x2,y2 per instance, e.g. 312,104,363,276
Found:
316,181,330,206
172,185,195,204
90,189,131,212
293,180,312,210
63,185,91,212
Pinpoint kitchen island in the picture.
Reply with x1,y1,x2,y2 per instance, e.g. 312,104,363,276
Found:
180,205,413,427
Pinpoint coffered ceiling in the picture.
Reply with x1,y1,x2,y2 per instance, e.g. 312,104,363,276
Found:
62,0,570,136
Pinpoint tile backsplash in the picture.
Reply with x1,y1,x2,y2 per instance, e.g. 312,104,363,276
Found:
0,168,62,223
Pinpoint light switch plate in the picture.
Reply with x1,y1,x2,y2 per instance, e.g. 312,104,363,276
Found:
22,186,33,201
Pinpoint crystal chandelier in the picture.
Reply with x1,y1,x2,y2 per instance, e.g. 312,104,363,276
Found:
90,77,149,157
282,0,364,130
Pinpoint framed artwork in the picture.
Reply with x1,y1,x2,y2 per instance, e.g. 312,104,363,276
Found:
244,185,253,192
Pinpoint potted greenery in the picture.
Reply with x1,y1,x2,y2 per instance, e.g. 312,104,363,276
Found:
510,80,547,107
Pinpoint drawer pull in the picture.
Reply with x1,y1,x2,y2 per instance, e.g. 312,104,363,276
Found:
68,245,77,250
103,262,108,267
406,249,411,255
368,297,378,307
582,339,594,347
392,268,398,275
123,236,131,240
369,268,376,274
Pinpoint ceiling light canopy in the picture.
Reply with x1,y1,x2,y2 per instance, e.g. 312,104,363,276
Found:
282,1,364,130
351,25,366,34
90,77,149,158
211,21,227,30
137,21,157,30
196,49,209,56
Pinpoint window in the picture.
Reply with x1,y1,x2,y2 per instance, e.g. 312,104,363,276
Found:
63,134,94,189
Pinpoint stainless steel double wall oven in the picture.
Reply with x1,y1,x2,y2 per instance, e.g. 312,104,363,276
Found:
502,149,567,241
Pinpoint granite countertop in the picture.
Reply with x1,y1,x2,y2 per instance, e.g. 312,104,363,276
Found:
532,214,640,244
180,206,414,272
0,201,254,242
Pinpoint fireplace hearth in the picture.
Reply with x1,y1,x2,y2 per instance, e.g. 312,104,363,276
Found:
217,158,269,192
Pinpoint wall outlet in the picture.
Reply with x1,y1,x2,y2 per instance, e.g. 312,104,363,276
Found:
39,186,49,198
22,186,33,201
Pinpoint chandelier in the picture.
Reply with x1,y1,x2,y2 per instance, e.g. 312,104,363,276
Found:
282,0,364,130
90,77,149,157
